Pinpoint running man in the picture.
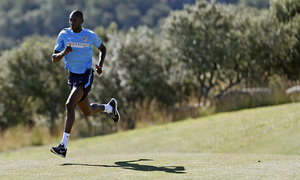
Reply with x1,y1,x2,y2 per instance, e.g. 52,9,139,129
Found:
50,10,120,158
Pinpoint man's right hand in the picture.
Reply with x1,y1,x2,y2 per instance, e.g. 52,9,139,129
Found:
52,43,73,63
63,43,73,55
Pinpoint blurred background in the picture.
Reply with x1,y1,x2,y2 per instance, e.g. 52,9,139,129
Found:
0,0,299,151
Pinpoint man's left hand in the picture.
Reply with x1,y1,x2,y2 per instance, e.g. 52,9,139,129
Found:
95,64,102,75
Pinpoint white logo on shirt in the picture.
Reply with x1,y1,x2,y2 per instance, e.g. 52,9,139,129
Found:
69,42,89,48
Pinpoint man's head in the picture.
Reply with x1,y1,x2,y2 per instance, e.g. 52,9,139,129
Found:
69,10,84,32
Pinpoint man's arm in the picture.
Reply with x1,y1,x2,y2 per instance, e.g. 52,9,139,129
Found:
95,43,107,75
52,44,73,64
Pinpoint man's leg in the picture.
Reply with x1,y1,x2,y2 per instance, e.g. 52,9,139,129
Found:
77,96,106,116
50,84,85,158
64,84,85,133
78,97,120,122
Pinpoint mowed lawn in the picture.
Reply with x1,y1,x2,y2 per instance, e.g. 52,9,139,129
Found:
0,103,300,179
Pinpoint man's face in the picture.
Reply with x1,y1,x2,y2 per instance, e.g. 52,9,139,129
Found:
69,13,83,32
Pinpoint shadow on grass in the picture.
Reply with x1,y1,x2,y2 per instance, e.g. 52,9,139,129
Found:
61,159,186,174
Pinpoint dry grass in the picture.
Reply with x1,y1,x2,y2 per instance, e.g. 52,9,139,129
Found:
2,88,299,153
0,126,55,152
132,98,200,128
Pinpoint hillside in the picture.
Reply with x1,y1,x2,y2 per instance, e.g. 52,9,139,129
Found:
1,102,300,158
0,103,299,179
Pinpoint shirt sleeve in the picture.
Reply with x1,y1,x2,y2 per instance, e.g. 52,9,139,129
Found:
92,32,103,48
54,30,65,52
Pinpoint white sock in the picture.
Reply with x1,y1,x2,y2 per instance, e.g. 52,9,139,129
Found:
104,104,113,113
60,132,70,148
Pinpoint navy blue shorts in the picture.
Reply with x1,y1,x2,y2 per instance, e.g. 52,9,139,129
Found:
68,69,94,102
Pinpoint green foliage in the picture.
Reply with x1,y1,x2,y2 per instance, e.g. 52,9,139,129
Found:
0,36,68,131
92,22,119,57
163,1,254,101
271,0,300,23
0,0,194,51
162,0,300,102
239,0,269,9
140,2,171,28
91,27,176,129
93,22,120,46
270,0,300,80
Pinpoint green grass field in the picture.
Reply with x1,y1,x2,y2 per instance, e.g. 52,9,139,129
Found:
1,103,300,179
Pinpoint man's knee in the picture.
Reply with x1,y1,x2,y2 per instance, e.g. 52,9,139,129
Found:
65,100,76,111
83,111,92,117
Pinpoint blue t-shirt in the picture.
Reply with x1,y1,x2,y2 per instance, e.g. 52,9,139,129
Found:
54,27,102,74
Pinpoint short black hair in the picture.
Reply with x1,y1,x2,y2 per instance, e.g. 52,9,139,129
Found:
70,10,83,19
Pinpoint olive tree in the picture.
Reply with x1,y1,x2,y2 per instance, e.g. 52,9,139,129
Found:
162,1,254,102
270,0,300,80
